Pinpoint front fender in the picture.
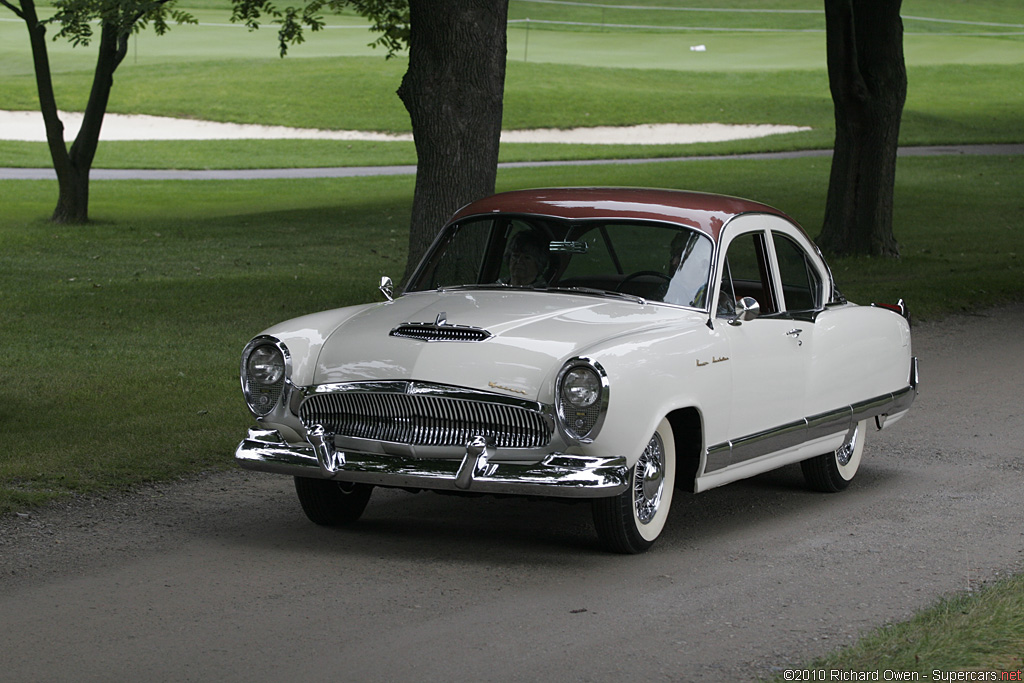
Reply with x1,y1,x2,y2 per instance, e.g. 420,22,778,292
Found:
571,322,728,466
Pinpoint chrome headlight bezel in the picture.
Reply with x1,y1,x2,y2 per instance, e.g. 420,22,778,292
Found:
555,357,609,444
240,336,291,417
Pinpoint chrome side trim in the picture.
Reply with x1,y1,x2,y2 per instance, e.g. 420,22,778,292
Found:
705,359,919,473
235,428,629,498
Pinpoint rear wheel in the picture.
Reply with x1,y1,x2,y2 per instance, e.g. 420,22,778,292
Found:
801,419,866,493
592,418,675,554
294,477,373,525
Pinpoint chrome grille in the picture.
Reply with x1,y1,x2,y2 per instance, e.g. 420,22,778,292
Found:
390,323,491,342
299,392,551,448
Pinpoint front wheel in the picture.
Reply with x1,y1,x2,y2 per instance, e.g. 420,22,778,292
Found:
592,418,676,554
800,419,867,493
294,477,373,525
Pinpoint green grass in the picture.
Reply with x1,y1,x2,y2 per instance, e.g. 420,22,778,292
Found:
1,175,411,509
768,573,1024,677
1,60,1022,169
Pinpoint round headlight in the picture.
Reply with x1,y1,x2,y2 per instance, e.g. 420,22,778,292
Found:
247,345,285,385
562,366,600,408
555,358,608,443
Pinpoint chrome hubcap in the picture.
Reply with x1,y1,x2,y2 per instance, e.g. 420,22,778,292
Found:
633,432,665,524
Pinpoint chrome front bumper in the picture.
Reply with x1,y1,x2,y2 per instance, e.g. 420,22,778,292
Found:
235,428,629,498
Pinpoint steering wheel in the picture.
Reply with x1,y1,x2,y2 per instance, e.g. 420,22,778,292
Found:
615,270,672,293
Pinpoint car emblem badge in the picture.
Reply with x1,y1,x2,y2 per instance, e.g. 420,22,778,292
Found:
489,381,528,396
435,312,447,326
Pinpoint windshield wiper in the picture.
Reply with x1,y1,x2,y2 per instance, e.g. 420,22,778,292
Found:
543,286,646,305
437,283,511,292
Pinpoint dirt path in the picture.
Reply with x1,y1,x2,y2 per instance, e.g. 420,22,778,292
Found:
1,305,1022,681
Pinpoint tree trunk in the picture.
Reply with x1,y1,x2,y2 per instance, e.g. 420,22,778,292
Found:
18,0,80,222
18,0,125,223
54,20,125,223
397,0,509,278
819,0,907,257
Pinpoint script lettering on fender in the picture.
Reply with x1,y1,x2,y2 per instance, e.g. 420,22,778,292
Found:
489,381,528,395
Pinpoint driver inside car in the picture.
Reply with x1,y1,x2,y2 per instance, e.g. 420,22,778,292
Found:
504,230,549,287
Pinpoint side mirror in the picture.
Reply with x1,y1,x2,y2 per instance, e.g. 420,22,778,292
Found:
379,276,394,302
729,296,760,325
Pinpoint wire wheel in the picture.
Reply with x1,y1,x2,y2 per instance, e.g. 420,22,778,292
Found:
592,418,675,553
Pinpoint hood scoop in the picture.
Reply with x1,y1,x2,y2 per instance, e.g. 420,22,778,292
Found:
390,312,492,343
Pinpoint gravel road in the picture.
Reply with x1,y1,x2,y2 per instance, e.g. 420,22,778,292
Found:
2,305,1022,682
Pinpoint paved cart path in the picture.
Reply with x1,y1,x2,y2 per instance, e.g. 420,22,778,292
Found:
1,304,1022,681
2,143,1023,180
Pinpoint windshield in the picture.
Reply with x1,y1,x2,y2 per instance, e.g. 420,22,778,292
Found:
406,215,714,310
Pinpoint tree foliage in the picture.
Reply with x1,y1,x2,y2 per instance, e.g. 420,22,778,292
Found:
231,0,509,278
230,0,409,57
2,0,195,223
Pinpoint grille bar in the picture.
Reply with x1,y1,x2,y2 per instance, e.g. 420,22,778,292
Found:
300,392,551,448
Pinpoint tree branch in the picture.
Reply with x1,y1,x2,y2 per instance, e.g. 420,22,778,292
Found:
2,0,26,19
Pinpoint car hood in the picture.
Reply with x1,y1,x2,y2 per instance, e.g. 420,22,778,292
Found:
312,290,699,401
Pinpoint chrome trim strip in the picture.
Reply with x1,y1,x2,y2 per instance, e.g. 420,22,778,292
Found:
705,360,919,473
235,428,629,498
806,405,852,443
301,381,550,415
727,418,809,468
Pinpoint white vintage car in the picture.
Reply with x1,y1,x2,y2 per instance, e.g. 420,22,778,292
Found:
236,188,918,553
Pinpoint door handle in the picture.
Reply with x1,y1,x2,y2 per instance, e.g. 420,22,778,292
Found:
786,328,803,346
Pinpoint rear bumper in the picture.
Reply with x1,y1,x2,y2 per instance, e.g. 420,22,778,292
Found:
235,428,629,498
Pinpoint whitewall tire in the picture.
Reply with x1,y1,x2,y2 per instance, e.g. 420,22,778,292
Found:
592,418,676,553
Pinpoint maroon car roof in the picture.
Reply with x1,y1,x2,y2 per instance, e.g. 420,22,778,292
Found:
448,187,792,242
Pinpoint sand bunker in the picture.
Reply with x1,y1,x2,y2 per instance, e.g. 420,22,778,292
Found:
0,110,809,145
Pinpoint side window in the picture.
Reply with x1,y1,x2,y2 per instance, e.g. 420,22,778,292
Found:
773,233,822,312
718,231,777,316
